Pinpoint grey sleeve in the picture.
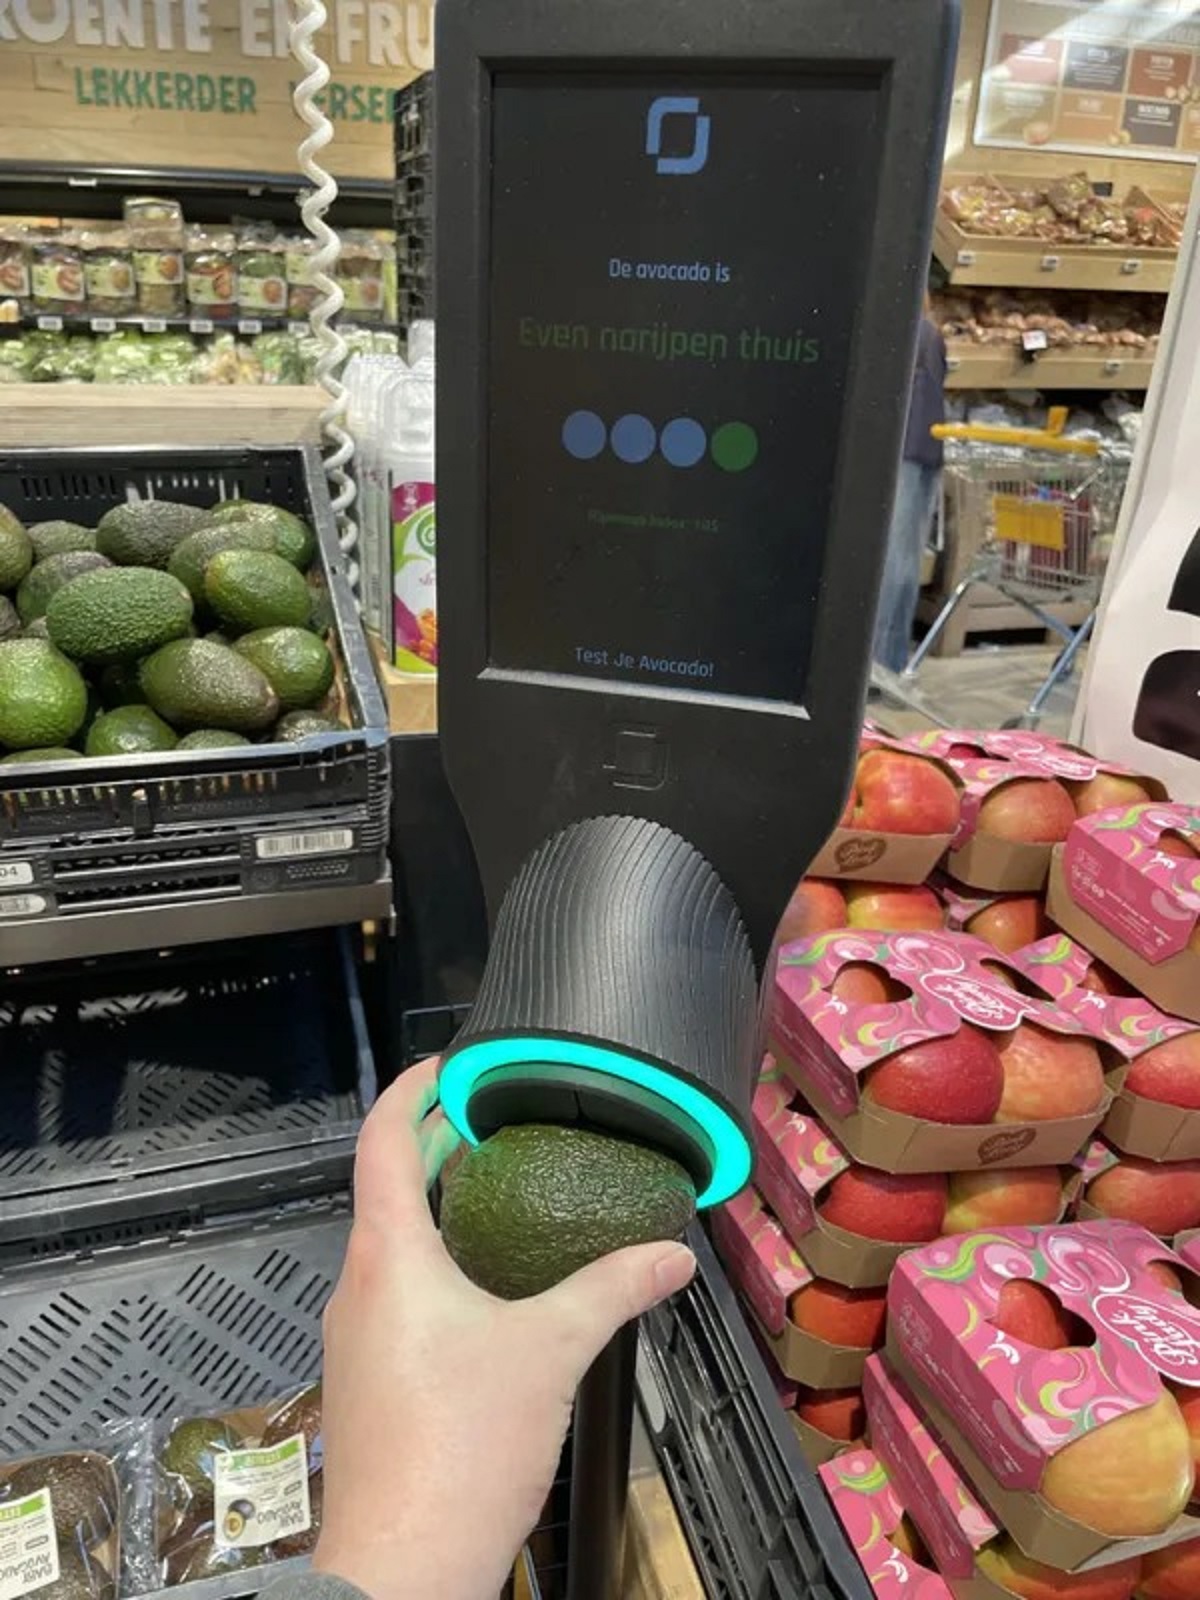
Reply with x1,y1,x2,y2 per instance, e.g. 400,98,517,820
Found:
258,1573,372,1600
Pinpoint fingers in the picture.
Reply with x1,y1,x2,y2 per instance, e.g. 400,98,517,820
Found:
533,1242,696,1378
418,1107,462,1189
353,1058,444,1233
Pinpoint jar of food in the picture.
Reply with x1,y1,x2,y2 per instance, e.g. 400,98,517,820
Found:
82,229,136,316
336,235,385,325
0,227,32,310
132,233,185,316
285,236,319,319
237,238,287,317
31,233,86,316
185,227,238,320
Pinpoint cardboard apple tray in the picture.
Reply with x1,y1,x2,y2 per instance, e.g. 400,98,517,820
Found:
1015,933,1200,1161
1046,804,1200,1025
907,729,1166,805
863,1356,1010,1600
819,1448,956,1599
808,732,963,886
886,1219,1200,1570
770,929,1114,1173
711,1183,873,1386
751,1065,914,1289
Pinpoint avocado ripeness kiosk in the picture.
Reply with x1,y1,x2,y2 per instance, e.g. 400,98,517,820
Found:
432,2,960,1593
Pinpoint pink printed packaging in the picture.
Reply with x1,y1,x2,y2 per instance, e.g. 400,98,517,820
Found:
808,733,964,885
1015,934,1200,1161
1047,804,1200,1025
751,1068,916,1288
863,1356,1012,1599
887,1220,1200,1568
819,1449,955,1599
906,729,1165,810
711,1184,876,1386
771,929,1113,1173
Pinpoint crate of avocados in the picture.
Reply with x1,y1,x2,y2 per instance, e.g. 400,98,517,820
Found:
638,1225,871,1600
0,445,390,964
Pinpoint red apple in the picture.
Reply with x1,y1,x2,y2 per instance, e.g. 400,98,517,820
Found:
864,1025,1004,1125
976,1537,1140,1599
1158,833,1199,860
1148,1261,1185,1296
844,881,944,933
1126,1034,1200,1110
1080,959,1135,997
1168,1382,1200,1499
788,1280,887,1349
793,1385,864,1441
1087,1157,1200,1238
1139,1536,1200,1599
1042,1389,1192,1536
1068,772,1154,820
843,749,960,836
978,777,1076,844
965,895,1051,955
996,1023,1106,1122
776,879,846,946
944,1166,1064,1232
830,963,907,1006
944,739,988,762
819,1166,947,1243
993,1279,1075,1350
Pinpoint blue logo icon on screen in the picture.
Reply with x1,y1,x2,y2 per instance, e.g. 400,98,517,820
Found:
645,97,710,176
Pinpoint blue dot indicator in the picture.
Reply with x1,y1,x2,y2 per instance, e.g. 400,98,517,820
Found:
660,417,706,469
611,414,657,465
562,410,606,461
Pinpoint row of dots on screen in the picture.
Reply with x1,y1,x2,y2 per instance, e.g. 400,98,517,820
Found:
561,411,759,472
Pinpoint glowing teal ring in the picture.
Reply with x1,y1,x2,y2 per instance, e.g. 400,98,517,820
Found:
439,1036,752,1209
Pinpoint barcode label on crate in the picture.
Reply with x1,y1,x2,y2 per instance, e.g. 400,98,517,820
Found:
214,1435,311,1550
0,894,47,920
256,828,353,861
0,1488,59,1600
0,861,33,889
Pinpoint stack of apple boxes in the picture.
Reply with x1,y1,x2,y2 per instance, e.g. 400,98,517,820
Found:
712,729,1200,1600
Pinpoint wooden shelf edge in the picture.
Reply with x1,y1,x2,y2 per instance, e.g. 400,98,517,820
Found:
945,345,1156,390
0,385,326,447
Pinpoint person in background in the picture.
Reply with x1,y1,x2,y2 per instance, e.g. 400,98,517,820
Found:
873,296,947,674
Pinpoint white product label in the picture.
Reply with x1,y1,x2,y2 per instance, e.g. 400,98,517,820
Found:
0,894,47,920
0,1488,60,1600
255,828,352,861
0,862,33,889
213,1435,310,1550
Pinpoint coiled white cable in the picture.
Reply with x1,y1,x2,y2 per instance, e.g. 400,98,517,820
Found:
290,0,358,583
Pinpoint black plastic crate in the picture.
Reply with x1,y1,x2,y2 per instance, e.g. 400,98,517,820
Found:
0,445,391,960
394,75,434,330
399,272,435,331
394,72,433,167
0,929,373,1245
639,1227,871,1600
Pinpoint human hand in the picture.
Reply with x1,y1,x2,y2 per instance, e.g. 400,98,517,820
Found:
313,1058,696,1600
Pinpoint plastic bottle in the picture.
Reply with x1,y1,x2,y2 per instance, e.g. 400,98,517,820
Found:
383,351,437,675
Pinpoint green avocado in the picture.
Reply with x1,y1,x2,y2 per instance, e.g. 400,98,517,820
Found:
0,640,89,750
0,746,81,765
2,1451,118,1542
175,728,253,750
0,508,32,591
96,500,209,569
439,1124,696,1300
0,596,19,641
160,1416,243,1495
28,521,97,560
233,627,334,710
167,522,276,603
204,549,313,634
208,500,316,569
85,705,178,758
162,1531,266,1586
141,639,279,733
46,566,193,665
16,551,111,624
272,710,343,743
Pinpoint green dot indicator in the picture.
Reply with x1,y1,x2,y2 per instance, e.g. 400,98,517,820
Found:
711,421,758,473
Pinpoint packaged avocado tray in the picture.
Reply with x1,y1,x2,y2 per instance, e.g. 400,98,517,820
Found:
0,445,390,965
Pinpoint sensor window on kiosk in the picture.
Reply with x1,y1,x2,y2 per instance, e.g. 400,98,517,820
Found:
486,71,886,707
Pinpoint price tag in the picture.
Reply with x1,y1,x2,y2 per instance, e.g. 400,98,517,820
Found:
956,249,976,268
1021,329,1049,353
35,317,62,333
142,318,167,334
238,319,263,335
90,317,116,333
1104,358,1122,375
0,894,48,920
214,1435,311,1550
0,861,34,890
1121,259,1142,276
1039,254,1061,272
190,318,214,335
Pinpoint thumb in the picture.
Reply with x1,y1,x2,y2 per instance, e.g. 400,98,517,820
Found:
535,1241,696,1375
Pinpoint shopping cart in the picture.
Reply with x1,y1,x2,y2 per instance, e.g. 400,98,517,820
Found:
902,408,1126,729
